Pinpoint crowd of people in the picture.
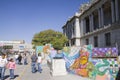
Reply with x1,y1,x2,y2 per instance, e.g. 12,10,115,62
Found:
0,52,43,80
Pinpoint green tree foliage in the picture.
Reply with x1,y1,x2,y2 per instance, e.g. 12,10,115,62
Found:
32,29,68,50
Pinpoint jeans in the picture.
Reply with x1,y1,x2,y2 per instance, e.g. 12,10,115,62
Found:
10,69,14,79
0,67,5,80
15,59,18,64
24,58,27,65
31,62,36,73
18,60,22,65
37,63,42,73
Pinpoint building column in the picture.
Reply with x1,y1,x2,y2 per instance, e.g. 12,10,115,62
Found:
83,19,86,34
75,18,80,37
100,6,104,27
89,14,94,32
98,8,101,28
91,13,94,31
72,27,74,38
89,15,92,32
115,0,119,21
111,0,115,23
80,20,83,36
65,28,67,36
75,39,80,46
69,40,71,47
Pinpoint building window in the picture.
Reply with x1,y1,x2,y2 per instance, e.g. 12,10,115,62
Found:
105,33,111,46
73,27,75,36
118,0,120,20
71,39,75,46
93,10,99,30
66,42,69,46
85,17,90,33
103,1,112,26
94,36,98,47
86,39,89,45
73,22,75,26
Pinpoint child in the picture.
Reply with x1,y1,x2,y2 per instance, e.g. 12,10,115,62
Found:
37,53,42,73
7,58,16,79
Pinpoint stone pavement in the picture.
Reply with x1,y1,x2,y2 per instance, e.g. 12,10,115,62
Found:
4,55,90,80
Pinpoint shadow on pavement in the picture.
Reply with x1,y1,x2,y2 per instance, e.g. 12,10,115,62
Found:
4,75,9,79
4,75,19,80
14,75,19,78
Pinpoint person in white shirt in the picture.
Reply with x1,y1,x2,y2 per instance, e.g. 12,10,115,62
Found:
0,54,8,80
37,53,42,73
14,53,19,64
0,55,2,59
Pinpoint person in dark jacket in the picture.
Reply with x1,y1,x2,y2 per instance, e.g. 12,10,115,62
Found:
31,53,37,73
17,54,22,65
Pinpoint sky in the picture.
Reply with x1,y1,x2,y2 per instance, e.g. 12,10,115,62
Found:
0,0,89,43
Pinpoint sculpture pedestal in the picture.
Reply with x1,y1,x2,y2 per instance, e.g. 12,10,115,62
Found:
51,59,67,76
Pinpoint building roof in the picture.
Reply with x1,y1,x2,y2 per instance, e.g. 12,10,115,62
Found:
62,12,80,29
62,0,100,29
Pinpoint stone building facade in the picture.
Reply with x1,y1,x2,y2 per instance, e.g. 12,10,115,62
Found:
62,0,120,51
62,13,81,46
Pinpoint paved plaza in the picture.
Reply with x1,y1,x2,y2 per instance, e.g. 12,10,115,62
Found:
4,55,90,80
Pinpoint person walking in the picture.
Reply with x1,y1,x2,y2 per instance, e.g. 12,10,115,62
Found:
0,54,8,80
7,58,16,79
23,53,28,65
17,54,22,65
14,53,19,64
37,53,42,73
31,53,37,73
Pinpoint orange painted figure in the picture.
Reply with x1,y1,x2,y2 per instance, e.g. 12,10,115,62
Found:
70,47,89,77
43,45,50,53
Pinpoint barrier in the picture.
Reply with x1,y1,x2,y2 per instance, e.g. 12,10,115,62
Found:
50,59,67,76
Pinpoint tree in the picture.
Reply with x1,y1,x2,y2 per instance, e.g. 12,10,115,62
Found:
32,29,68,50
